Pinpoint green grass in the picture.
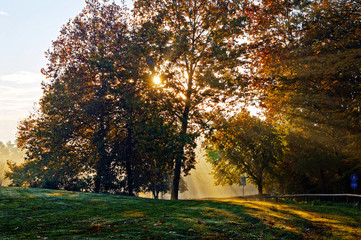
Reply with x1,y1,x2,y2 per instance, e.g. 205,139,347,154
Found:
1,187,360,239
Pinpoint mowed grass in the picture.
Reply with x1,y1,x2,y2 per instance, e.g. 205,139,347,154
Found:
0,187,360,239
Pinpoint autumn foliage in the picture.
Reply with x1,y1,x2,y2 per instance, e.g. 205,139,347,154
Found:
6,0,361,197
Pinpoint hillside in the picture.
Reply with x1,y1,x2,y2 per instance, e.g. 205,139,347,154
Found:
1,187,360,239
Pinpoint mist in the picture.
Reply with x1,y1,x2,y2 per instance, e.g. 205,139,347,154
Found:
140,145,258,200
2,141,258,199
179,145,258,199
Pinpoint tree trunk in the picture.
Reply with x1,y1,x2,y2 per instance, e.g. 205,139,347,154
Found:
171,97,191,200
125,125,134,196
320,168,326,193
257,177,263,196
152,187,159,199
257,183,263,196
94,104,107,193
171,154,182,199
171,66,193,200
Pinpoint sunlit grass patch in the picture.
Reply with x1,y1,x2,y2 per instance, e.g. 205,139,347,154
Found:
201,206,240,220
122,210,146,218
220,198,361,239
45,191,80,198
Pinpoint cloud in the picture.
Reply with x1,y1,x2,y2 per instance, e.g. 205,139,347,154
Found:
0,71,44,85
0,71,43,125
0,11,9,16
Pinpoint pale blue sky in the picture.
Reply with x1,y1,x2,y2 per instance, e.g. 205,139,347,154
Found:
0,0,132,143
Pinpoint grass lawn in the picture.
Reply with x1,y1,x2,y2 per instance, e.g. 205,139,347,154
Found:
0,187,360,239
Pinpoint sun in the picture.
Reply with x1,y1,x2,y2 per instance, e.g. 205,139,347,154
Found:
153,75,161,85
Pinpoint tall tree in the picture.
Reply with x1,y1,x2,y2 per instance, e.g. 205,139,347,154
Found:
9,0,184,195
11,0,136,193
40,0,134,192
134,0,248,199
246,0,361,193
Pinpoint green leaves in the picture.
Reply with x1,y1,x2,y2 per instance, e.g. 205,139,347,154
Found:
204,111,284,195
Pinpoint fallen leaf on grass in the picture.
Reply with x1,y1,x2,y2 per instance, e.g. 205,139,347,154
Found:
197,220,205,224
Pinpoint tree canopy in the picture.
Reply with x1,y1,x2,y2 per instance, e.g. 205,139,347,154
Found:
133,0,248,199
204,111,284,195
6,0,361,197
245,0,361,193
10,0,179,195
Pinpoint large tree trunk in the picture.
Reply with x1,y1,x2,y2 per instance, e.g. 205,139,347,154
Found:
171,154,182,199
257,176,263,196
171,89,191,200
257,182,263,196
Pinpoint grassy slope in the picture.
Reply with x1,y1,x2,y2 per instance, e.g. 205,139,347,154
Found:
0,187,360,239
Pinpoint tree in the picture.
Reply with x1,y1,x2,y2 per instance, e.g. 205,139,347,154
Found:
11,0,131,192
9,0,184,195
204,111,284,195
13,109,90,189
13,0,136,192
245,0,361,193
134,0,248,199
135,113,178,199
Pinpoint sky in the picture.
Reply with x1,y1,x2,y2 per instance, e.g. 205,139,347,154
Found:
0,0,132,143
